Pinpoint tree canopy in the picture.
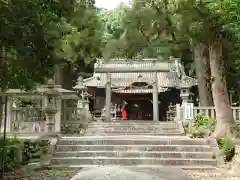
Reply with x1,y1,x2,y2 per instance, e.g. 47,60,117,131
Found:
1,0,240,136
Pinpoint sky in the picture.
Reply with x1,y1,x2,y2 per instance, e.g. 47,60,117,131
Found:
95,0,130,9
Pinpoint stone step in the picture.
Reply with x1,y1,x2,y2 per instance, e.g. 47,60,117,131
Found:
60,135,189,139
58,138,214,146
87,123,179,126
50,164,217,170
88,121,178,124
87,127,180,132
51,157,217,166
54,151,215,159
84,132,183,136
56,144,212,152
87,123,179,128
86,129,181,133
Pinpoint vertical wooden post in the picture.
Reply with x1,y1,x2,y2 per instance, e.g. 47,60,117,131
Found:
152,71,159,122
105,72,111,121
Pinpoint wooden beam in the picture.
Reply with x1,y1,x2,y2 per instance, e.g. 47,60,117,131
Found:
94,67,169,73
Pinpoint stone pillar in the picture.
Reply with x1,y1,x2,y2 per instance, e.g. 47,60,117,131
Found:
152,71,159,122
77,99,83,109
54,98,62,133
6,96,13,132
105,72,111,121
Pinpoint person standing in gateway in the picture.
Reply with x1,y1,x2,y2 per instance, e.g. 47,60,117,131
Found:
121,101,127,120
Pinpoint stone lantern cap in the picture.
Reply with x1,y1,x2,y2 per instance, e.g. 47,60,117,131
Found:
41,79,60,97
73,76,87,90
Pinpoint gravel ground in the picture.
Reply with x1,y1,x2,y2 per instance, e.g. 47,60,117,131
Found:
3,167,81,180
184,169,240,180
3,167,240,180
70,166,190,180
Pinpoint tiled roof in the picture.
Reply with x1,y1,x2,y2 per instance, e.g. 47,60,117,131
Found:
112,87,168,94
82,59,197,91
94,59,173,71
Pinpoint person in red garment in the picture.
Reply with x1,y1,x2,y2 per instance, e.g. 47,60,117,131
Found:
121,101,127,120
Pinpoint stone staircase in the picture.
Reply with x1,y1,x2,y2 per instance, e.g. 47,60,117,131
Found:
51,121,218,169
84,121,184,136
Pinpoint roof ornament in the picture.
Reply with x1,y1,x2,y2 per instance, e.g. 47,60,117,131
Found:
171,57,186,79
94,59,103,68
77,76,83,83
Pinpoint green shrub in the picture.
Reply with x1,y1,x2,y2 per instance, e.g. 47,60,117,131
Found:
0,137,50,171
191,127,212,138
22,140,40,164
22,140,49,164
217,136,235,162
0,137,23,171
194,114,216,131
189,114,216,137
233,123,240,137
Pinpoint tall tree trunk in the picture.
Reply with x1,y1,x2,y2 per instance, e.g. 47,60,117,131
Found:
193,44,213,106
209,36,234,137
54,63,74,90
0,46,5,121
54,63,65,86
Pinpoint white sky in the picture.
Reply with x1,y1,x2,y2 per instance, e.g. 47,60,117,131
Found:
95,0,130,9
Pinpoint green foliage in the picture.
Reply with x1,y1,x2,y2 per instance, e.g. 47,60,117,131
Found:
22,140,49,164
233,123,240,138
0,0,75,90
217,136,235,162
0,137,22,171
194,113,216,131
0,0,102,91
54,1,103,64
0,137,49,171
189,114,216,138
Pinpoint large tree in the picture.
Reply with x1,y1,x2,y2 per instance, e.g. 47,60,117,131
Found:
0,0,77,91
53,0,102,89
101,0,240,136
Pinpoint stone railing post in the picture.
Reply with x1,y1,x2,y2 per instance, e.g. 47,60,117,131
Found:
54,97,62,133
175,104,181,121
6,96,13,132
42,79,58,134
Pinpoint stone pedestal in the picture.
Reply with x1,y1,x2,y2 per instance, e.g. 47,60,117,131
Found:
42,80,58,134
180,87,193,121
44,107,57,133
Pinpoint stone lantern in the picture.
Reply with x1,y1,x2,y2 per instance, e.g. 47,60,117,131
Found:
180,87,190,104
73,76,89,110
42,79,59,134
180,85,192,105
